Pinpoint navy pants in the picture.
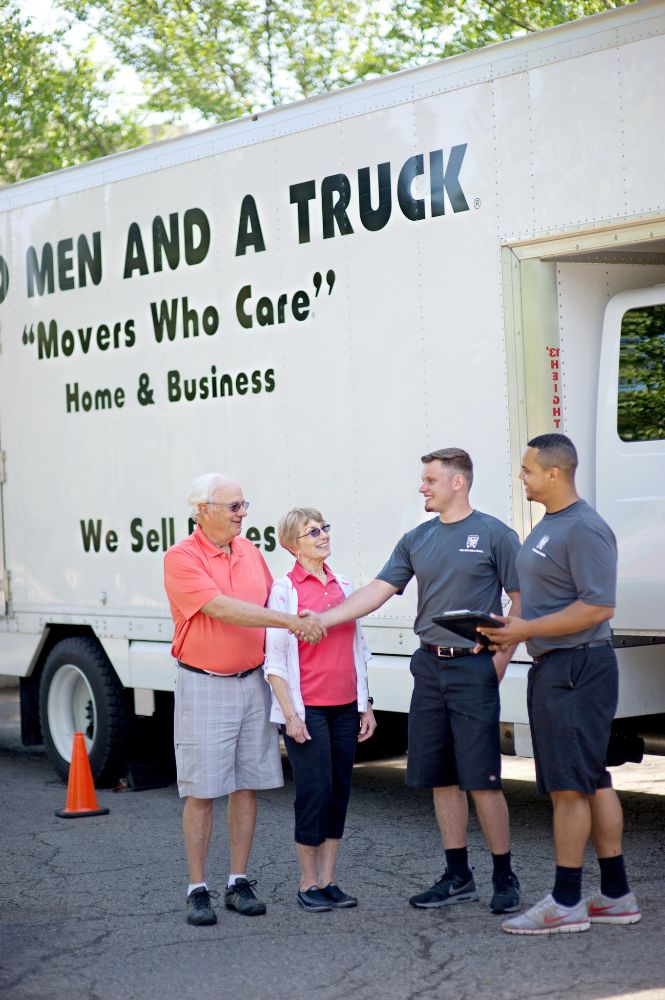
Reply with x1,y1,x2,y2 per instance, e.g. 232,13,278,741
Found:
527,643,617,795
283,701,358,847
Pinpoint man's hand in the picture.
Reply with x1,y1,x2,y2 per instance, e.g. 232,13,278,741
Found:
290,610,326,644
472,636,513,679
358,707,377,743
477,614,529,650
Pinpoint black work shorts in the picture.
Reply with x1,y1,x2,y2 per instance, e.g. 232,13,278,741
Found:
527,642,618,795
406,646,502,792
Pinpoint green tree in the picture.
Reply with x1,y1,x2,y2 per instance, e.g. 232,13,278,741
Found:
618,305,665,442
384,1,636,64
0,0,145,184
59,0,636,126
2,0,637,182
59,0,390,119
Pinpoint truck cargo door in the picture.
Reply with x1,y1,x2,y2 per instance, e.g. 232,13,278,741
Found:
597,286,665,634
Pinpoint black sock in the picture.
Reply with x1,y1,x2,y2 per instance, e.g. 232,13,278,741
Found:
552,865,583,907
598,855,629,898
492,851,512,879
445,847,471,879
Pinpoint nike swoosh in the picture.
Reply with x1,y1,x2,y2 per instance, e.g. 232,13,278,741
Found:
543,914,577,925
589,905,634,916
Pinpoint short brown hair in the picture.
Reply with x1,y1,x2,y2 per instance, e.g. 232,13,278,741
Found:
420,447,474,488
278,507,326,552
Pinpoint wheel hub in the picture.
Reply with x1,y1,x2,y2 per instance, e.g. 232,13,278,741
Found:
46,664,96,761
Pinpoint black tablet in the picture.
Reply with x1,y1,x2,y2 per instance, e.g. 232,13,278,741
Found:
432,610,505,646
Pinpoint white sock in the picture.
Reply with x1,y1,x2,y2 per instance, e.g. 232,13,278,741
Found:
188,882,207,896
228,873,246,887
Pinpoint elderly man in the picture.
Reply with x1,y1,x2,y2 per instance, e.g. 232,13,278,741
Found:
301,448,522,916
164,473,324,927
480,434,640,935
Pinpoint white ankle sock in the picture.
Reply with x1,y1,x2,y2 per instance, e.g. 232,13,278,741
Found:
228,873,246,887
188,882,207,896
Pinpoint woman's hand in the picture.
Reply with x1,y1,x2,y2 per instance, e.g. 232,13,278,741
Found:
358,707,377,743
285,714,311,743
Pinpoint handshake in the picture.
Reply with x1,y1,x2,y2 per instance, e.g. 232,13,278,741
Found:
289,609,327,644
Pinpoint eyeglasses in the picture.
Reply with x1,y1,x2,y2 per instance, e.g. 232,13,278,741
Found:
205,500,250,513
296,523,331,539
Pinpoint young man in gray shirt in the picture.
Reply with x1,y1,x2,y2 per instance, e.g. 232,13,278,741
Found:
303,448,522,915
480,434,641,935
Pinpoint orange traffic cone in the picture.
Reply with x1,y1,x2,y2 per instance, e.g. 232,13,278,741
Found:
55,731,110,818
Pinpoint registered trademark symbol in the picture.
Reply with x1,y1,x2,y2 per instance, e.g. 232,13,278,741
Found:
474,198,481,209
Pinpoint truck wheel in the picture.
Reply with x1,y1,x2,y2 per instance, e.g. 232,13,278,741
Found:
39,637,130,786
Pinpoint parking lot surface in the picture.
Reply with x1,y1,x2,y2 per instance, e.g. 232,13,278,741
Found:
1,689,664,1000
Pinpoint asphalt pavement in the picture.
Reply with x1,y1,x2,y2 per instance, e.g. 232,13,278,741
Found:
1,688,664,1000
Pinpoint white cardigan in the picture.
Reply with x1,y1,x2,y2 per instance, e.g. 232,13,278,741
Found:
263,571,372,723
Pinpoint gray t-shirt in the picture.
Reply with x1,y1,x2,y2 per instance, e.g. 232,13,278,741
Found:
516,499,616,656
377,510,520,646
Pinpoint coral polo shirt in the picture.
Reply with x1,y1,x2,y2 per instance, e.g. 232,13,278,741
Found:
164,525,273,674
288,561,356,706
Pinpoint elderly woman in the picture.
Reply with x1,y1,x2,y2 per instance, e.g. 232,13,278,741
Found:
264,507,376,912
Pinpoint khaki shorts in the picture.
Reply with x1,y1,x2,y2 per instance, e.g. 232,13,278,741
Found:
174,666,283,799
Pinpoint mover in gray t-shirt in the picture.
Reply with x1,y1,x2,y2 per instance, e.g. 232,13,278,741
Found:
301,447,522,917
378,508,520,647
516,500,616,657
480,434,640,936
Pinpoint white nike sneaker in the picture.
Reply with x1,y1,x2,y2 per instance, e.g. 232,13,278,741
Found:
502,894,590,935
585,890,641,924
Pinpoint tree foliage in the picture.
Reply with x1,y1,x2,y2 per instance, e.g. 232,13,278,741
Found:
384,1,636,63
1,0,637,182
60,0,636,123
0,0,145,184
58,0,393,119
618,305,665,442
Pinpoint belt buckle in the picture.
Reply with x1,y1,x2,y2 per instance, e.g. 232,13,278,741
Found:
436,646,455,659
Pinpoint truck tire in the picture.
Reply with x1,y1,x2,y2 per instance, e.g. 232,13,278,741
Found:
39,637,130,786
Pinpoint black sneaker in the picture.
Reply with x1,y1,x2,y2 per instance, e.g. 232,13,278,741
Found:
320,882,358,908
296,887,333,912
490,871,521,914
409,871,479,909
224,878,267,916
186,886,218,926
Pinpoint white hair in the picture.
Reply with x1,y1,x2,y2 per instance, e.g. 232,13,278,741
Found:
187,473,236,520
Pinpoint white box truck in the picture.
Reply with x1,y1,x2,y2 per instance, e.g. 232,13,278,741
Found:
1,0,664,783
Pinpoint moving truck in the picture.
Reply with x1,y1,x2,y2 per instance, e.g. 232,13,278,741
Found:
1,0,664,783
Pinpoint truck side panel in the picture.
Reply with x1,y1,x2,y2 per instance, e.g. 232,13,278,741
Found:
0,6,663,771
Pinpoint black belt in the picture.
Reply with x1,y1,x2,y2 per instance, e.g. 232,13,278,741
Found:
531,639,612,665
421,643,474,660
178,661,261,679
